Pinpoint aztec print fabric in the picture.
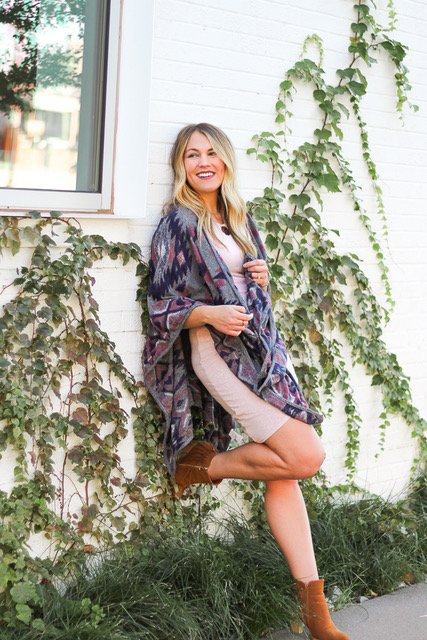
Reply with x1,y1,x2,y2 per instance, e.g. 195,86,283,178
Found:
143,206,323,474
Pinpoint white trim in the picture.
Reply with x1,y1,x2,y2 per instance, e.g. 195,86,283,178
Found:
0,0,122,214
112,0,154,218
0,190,104,212
100,0,121,210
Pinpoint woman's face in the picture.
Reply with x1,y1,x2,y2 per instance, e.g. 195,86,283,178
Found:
184,131,225,205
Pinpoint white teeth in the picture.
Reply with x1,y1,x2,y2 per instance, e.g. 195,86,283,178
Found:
198,172,214,178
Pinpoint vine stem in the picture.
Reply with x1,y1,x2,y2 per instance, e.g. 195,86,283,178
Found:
274,177,311,264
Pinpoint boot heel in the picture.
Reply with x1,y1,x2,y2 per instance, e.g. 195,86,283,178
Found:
294,579,349,640
289,620,304,634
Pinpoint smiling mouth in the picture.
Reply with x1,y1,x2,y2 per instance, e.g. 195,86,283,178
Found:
197,172,215,179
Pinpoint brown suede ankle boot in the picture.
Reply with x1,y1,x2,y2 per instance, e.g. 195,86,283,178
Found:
294,580,349,640
174,441,221,498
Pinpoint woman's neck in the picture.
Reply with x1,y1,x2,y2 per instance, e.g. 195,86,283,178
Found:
200,191,221,218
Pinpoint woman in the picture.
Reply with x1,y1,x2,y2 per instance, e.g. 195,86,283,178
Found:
143,123,349,640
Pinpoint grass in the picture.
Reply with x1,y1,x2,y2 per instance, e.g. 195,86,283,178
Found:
3,477,427,639
310,483,427,600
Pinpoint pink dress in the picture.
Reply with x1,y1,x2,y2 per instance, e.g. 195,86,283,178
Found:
189,221,291,442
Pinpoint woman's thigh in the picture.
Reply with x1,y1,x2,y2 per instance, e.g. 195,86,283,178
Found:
264,418,325,478
190,326,291,441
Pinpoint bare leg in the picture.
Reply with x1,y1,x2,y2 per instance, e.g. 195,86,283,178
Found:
208,418,325,482
179,411,349,637
206,419,323,584
265,479,318,583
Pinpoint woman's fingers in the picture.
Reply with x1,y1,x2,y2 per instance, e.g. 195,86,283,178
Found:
243,259,266,269
243,259,269,286
210,305,253,335
231,306,253,326
243,260,268,274
231,305,252,317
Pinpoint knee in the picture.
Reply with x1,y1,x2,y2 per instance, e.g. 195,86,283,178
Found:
292,444,325,479
265,421,326,480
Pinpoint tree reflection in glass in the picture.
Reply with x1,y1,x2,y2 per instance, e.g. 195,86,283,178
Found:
0,0,108,192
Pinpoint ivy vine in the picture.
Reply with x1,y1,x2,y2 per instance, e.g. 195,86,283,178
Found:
246,0,426,476
0,214,180,629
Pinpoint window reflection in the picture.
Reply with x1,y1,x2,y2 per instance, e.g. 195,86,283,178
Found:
0,0,108,192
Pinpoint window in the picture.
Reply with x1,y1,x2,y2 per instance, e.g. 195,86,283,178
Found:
0,0,119,212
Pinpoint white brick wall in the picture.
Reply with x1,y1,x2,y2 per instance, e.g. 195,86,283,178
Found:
142,0,427,497
1,0,426,500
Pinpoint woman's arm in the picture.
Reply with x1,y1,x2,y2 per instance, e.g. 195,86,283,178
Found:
183,304,253,336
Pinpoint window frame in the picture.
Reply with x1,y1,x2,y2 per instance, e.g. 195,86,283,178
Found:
0,0,120,215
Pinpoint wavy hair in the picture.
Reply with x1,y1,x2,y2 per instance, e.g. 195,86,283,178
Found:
165,123,256,256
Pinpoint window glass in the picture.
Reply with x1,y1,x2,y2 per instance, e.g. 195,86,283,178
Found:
0,0,109,193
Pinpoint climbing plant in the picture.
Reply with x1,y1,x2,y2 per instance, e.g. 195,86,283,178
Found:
0,213,184,629
246,0,426,477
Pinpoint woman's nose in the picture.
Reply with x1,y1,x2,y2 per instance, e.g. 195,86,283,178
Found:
198,154,210,166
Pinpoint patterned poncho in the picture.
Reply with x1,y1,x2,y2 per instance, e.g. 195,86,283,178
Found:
143,206,323,474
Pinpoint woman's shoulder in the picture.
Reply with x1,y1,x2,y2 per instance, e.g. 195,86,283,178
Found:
161,205,198,230
151,205,199,247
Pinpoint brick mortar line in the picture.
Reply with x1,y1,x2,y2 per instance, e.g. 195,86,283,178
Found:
168,0,354,27
151,73,427,102
155,19,352,46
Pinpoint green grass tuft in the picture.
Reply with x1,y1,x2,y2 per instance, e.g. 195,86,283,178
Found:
2,477,427,639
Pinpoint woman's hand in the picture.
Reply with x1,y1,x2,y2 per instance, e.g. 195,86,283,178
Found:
183,304,253,335
243,259,269,290
207,305,253,336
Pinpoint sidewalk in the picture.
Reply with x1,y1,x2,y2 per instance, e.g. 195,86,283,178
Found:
266,582,427,640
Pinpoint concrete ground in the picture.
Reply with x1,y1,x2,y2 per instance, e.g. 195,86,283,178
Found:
265,582,427,640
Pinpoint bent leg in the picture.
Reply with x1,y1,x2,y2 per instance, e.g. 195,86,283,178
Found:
208,418,325,482
264,418,325,479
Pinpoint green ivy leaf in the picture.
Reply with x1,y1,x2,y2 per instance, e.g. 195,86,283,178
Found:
371,374,384,386
314,128,332,140
337,103,350,118
337,67,356,80
37,307,53,321
289,193,311,209
348,41,369,63
36,323,53,337
351,22,368,36
347,81,366,96
32,619,45,631
355,4,370,18
10,582,38,604
265,234,279,250
15,603,32,624
381,41,406,64
313,89,326,102
322,172,341,192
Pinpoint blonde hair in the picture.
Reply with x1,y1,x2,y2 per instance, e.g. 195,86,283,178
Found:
165,123,256,256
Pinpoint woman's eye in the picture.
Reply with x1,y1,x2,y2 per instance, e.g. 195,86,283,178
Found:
209,151,217,156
